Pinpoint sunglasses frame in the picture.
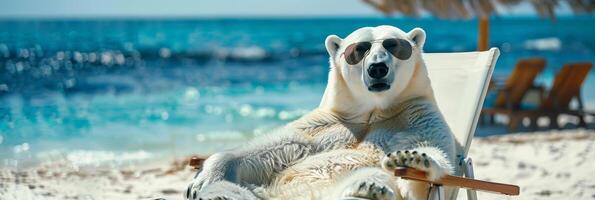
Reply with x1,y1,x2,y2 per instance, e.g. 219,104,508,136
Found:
341,38,414,65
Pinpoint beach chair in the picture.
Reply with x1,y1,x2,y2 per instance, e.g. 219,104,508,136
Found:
189,48,519,200
392,48,518,200
518,62,593,129
481,58,546,130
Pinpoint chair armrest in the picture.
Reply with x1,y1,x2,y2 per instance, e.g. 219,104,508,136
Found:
394,167,519,196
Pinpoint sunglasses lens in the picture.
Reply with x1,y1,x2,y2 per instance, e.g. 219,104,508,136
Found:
383,38,412,60
344,42,371,65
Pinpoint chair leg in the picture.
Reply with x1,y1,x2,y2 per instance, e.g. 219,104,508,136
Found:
427,184,445,200
576,93,587,128
529,116,538,130
463,158,478,200
549,114,559,129
489,114,495,125
508,115,521,132
578,114,587,128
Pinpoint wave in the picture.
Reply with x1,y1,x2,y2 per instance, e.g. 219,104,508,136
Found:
524,37,561,51
0,41,329,62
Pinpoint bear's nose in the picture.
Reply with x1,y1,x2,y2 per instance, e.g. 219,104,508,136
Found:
368,63,389,79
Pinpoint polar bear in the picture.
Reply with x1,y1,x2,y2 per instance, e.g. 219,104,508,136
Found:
186,25,457,200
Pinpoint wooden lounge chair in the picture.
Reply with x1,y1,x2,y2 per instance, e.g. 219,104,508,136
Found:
190,49,518,200
518,62,593,129
481,58,546,130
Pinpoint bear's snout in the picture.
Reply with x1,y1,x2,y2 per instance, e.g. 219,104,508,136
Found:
368,63,389,79
364,62,393,92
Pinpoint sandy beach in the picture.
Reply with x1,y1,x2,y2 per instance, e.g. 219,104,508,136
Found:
1,129,593,200
468,129,595,200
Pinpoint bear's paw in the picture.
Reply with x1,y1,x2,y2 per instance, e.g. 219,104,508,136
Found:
381,149,453,181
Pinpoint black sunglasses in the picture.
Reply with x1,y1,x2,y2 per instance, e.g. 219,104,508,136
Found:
342,38,413,65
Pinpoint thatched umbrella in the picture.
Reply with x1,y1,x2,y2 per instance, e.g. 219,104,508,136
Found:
362,0,594,51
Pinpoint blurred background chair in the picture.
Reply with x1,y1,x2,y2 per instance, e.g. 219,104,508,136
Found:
481,58,546,130
517,62,593,130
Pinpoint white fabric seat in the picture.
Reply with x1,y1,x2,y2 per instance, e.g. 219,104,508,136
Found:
423,48,500,200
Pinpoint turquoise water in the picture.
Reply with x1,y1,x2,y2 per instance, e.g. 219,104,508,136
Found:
1,17,594,167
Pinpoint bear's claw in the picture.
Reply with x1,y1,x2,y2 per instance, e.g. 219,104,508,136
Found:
341,180,395,200
383,150,432,171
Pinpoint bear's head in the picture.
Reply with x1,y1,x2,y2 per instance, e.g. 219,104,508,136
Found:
319,25,435,123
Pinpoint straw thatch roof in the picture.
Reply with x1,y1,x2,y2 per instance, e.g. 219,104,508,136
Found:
362,0,594,19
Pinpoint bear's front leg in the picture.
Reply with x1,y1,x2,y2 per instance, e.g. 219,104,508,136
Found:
185,131,316,199
381,146,453,181
331,167,402,200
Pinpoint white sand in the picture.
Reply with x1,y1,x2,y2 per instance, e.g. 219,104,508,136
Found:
1,129,594,200
464,129,595,200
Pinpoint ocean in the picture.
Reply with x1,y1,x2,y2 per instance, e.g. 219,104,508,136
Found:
1,17,594,168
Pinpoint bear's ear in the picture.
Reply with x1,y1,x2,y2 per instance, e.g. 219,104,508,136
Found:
325,35,342,58
407,28,426,49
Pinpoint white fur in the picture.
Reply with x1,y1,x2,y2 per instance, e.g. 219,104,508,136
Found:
186,26,457,200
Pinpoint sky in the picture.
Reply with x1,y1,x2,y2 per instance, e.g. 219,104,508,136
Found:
0,0,378,18
0,0,577,18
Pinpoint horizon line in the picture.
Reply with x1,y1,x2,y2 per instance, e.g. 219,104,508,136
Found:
0,14,591,21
